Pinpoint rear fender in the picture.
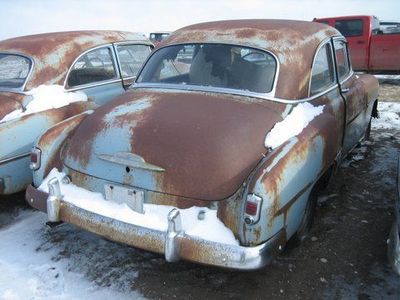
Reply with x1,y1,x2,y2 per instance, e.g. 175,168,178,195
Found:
0,102,93,194
243,124,327,246
32,111,92,187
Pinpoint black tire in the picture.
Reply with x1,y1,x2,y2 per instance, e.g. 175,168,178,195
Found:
364,117,372,140
286,185,319,248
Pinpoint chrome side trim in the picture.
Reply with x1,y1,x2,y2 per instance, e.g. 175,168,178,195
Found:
0,152,30,165
65,78,123,92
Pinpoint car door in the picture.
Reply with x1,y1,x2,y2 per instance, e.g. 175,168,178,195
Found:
65,45,125,106
333,39,368,154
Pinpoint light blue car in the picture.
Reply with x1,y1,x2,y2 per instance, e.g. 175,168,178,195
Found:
0,30,152,195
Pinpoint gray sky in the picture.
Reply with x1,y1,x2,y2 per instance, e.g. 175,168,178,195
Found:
0,0,399,40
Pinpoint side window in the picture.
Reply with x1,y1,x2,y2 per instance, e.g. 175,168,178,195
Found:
334,19,363,37
334,40,351,81
310,43,335,95
67,47,118,88
116,44,151,78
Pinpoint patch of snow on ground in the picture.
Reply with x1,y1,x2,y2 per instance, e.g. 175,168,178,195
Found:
0,211,145,300
0,85,87,123
265,102,324,149
372,102,400,130
39,168,238,246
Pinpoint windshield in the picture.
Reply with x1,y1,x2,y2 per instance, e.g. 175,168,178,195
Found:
0,53,32,89
137,44,276,94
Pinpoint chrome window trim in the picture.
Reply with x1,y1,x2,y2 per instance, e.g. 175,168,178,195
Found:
0,52,34,92
136,42,280,98
0,152,30,165
113,41,153,47
308,37,338,97
113,42,153,79
132,82,339,105
65,78,123,92
63,44,120,90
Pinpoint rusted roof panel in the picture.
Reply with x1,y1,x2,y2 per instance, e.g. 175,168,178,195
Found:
163,20,340,99
0,31,151,90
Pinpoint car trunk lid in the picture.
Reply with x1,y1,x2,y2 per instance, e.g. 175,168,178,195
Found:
62,89,286,201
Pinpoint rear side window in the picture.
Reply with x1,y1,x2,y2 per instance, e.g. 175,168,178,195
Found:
310,43,335,95
334,19,363,37
0,54,31,89
116,44,151,78
67,47,118,88
334,40,351,81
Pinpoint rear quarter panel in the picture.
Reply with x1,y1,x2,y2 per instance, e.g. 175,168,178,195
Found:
243,91,344,245
0,101,94,194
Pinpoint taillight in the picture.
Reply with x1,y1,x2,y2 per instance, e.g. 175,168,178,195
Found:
29,147,41,170
244,194,262,225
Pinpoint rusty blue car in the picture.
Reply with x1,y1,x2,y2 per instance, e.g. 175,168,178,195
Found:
26,20,378,269
0,31,152,195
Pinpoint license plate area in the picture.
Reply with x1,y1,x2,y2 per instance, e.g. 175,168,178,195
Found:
104,184,145,214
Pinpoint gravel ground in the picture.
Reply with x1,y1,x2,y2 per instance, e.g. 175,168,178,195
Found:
0,77,399,299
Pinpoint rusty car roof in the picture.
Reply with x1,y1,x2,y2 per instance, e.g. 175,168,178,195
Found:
0,31,152,90
163,20,341,99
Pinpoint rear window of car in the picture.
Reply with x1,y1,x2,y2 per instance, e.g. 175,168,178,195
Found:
334,19,363,37
0,53,31,89
137,44,277,94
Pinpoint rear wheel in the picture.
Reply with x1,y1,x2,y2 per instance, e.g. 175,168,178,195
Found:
364,118,372,140
286,184,319,248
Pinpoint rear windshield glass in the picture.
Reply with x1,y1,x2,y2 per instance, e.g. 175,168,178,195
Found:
0,54,31,89
137,44,277,94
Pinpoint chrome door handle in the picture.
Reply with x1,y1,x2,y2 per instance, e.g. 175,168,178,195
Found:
341,88,350,93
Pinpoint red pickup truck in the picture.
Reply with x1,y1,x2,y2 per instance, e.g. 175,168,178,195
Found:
314,15,400,73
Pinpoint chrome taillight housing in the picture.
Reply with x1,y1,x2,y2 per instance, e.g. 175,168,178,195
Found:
244,194,262,225
29,147,41,170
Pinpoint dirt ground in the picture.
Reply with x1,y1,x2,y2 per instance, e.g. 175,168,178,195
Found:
0,78,399,299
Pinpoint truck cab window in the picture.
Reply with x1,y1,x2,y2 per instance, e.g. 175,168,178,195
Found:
335,20,363,37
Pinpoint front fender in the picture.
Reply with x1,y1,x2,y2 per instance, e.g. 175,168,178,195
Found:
33,110,93,187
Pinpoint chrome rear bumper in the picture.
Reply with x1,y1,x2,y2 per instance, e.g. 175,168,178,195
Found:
26,179,285,270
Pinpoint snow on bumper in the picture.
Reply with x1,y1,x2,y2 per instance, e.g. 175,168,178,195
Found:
25,176,285,270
